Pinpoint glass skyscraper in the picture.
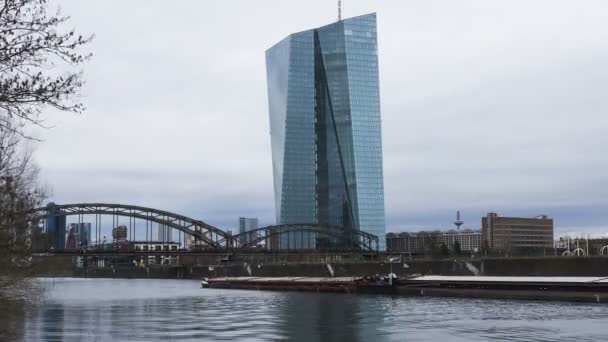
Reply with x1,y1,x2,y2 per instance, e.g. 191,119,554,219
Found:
238,217,259,245
266,13,386,250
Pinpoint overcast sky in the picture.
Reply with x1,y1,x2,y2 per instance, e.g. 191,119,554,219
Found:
30,0,608,236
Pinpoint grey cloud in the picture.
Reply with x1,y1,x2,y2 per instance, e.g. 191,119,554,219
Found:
33,0,608,236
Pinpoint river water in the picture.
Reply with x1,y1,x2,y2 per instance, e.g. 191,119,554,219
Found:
4,278,608,341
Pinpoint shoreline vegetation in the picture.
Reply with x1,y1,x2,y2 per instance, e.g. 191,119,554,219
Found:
0,0,92,317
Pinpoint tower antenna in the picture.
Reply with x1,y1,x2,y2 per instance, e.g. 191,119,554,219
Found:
338,0,342,21
454,211,464,230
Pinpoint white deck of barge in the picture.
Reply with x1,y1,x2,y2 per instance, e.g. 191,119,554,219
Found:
208,277,358,283
409,276,608,283
208,276,608,284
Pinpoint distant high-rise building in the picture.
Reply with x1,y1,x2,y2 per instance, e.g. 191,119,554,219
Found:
239,217,259,245
266,13,386,250
65,222,92,249
157,224,172,242
65,224,79,250
112,225,128,251
46,203,66,251
76,223,91,248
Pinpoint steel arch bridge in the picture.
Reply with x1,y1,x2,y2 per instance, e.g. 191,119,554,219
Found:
30,203,229,249
30,203,379,252
222,224,379,252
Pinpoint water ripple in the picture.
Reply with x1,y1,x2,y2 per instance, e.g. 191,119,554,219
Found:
8,278,608,342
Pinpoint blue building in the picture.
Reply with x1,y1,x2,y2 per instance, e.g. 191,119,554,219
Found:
266,13,386,250
76,222,92,248
47,213,66,251
238,217,259,245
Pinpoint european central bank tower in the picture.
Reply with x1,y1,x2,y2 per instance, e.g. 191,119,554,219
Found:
266,13,386,250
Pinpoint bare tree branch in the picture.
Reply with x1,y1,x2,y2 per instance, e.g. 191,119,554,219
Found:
0,122,49,300
0,0,93,138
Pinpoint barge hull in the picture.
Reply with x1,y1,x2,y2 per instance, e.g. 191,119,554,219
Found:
396,276,608,303
207,277,394,294
396,287,606,303
206,276,608,302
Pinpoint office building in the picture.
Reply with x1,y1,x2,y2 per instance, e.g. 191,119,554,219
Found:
65,222,91,248
65,225,79,250
112,225,128,251
387,229,482,255
157,224,172,242
46,209,66,251
78,223,91,248
440,229,482,253
239,217,259,245
131,241,180,265
266,13,386,250
482,212,554,251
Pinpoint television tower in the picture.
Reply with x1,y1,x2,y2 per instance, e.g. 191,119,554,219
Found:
454,211,464,230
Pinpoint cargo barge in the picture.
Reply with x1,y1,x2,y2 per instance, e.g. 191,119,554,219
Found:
206,276,395,294
206,275,608,302
397,275,608,303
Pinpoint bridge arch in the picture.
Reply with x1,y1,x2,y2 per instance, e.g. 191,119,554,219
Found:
30,203,229,249
29,204,380,252
572,248,587,257
222,224,379,252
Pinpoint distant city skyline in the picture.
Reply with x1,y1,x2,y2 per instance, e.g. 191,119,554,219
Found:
31,1,608,238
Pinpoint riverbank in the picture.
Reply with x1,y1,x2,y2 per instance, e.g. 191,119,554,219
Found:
30,255,608,279
27,254,608,302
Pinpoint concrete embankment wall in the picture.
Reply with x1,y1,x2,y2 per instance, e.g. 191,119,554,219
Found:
189,259,482,279
31,255,608,279
480,257,608,276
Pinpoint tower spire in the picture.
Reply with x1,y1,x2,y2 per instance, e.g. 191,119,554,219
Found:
454,211,464,230
338,0,342,21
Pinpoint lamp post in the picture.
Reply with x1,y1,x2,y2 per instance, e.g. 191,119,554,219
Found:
388,255,400,286
389,256,393,285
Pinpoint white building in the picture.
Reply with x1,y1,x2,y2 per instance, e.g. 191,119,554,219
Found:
132,241,180,265
387,229,482,254
157,224,172,242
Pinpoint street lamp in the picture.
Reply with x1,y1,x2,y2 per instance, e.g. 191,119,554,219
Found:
388,255,400,285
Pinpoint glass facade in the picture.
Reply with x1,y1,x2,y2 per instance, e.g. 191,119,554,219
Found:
266,13,386,250
238,217,259,245
47,214,66,251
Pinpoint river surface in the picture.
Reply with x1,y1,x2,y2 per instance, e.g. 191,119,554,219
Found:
4,278,608,341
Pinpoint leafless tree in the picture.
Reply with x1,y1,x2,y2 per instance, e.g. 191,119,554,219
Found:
0,123,47,300
1,0,91,299
1,0,93,137
0,2,89,338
